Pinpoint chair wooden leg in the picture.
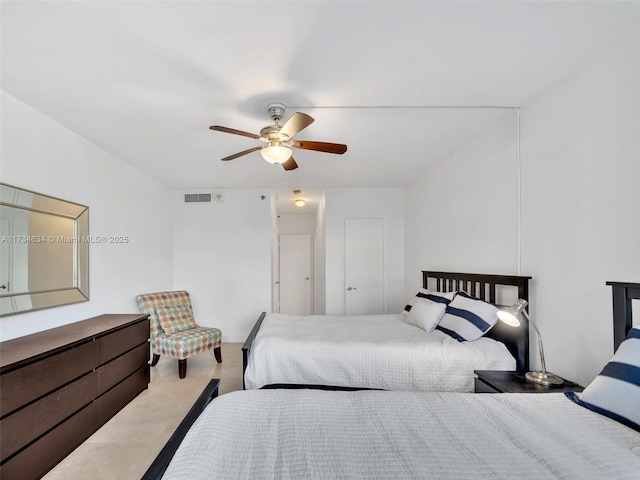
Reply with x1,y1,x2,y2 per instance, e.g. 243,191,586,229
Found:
214,346,222,363
150,354,160,366
178,359,187,379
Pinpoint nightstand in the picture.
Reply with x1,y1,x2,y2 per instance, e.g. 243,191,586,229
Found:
474,370,583,394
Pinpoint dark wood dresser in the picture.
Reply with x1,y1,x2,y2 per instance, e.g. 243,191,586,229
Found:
0,313,150,479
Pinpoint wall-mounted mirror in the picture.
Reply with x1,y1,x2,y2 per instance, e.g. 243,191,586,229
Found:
0,183,89,316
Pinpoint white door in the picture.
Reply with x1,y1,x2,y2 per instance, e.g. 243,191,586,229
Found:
279,234,312,315
345,218,384,315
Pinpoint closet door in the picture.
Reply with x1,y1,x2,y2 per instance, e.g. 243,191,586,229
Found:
279,234,312,315
344,218,384,315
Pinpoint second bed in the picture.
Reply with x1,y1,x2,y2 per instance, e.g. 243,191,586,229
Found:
243,271,531,391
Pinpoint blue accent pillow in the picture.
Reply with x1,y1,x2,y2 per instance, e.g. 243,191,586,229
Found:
565,328,640,432
401,289,455,315
436,291,498,342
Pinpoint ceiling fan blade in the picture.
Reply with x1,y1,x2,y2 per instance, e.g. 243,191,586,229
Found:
279,112,314,139
291,140,348,154
282,156,298,171
221,146,262,161
210,125,260,139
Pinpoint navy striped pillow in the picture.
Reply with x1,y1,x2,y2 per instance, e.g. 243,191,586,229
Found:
566,328,640,432
401,289,455,315
436,291,498,342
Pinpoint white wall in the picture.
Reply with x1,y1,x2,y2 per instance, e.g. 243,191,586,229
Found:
277,214,316,235
0,92,173,341
520,27,640,387
324,188,404,315
404,110,520,296
172,189,272,342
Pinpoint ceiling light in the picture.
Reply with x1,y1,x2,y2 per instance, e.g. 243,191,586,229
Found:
261,144,292,165
294,199,306,208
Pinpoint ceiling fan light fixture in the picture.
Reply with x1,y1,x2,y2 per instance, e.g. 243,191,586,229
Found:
260,144,292,165
294,199,306,208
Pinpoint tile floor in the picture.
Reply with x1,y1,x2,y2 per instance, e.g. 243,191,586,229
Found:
43,342,244,480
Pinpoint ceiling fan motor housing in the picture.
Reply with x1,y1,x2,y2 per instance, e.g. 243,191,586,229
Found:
260,125,286,143
267,102,286,123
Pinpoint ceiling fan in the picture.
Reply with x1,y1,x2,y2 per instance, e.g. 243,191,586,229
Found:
209,102,348,171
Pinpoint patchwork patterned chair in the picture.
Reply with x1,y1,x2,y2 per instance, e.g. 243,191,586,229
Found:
136,290,222,379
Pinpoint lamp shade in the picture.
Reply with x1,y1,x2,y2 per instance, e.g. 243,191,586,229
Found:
294,199,306,207
261,145,292,164
496,298,528,327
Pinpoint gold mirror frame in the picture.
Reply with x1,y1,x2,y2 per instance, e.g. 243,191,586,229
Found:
0,183,89,316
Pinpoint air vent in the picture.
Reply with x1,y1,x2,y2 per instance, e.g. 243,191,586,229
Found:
184,193,212,203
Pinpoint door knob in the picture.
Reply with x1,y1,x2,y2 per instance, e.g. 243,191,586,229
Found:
347,286,357,291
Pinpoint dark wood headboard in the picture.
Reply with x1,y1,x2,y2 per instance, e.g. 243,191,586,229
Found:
606,281,640,351
422,271,532,372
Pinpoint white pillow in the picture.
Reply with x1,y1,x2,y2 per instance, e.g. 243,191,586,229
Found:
405,297,447,333
401,289,455,315
436,291,498,342
566,328,640,432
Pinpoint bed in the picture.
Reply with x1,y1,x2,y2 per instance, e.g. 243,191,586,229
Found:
143,280,640,480
243,271,532,391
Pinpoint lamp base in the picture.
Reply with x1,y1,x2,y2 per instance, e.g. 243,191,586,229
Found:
525,371,565,386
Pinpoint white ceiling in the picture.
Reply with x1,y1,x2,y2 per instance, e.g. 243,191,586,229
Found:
2,1,639,213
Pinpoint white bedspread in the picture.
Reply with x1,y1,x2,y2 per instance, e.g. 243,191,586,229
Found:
162,389,640,479
244,313,515,391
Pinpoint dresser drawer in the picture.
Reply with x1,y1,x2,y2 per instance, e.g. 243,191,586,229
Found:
97,318,149,365
0,371,99,460
98,365,149,424
0,341,97,417
98,342,149,394
0,401,99,480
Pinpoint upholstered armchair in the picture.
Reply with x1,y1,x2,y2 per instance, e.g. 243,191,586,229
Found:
136,290,222,378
